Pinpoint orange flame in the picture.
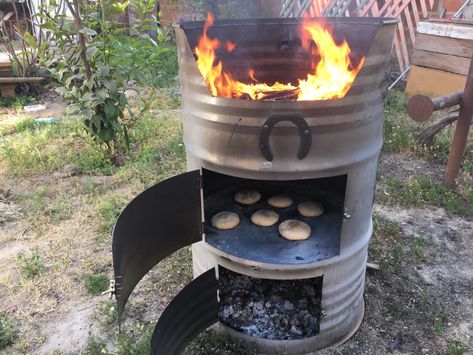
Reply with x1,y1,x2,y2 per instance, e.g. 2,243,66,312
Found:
195,13,365,101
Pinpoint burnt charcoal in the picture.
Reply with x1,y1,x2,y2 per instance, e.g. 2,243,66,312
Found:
218,267,323,340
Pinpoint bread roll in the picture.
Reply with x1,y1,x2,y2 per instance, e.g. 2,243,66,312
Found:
234,189,261,205
251,209,279,227
211,211,240,230
267,194,293,208
297,201,324,217
278,220,311,240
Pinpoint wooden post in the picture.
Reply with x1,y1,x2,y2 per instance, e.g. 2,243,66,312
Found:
444,54,473,186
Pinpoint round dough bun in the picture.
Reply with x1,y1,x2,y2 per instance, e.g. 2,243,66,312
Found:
297,201,324,217
278,220,311,241
251,209,279,227
267,194,293,208
211,211,240,230
234,189,261,205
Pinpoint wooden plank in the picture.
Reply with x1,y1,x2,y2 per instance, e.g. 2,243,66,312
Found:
411,50,471,75
360,0,378,16
404,5,416,45
414,33,473,58
411,0,420,23
419,0,429,18
417,22,473,40
398,21,411,69
393,32,406,70
0,77,43,83
406,65,467,96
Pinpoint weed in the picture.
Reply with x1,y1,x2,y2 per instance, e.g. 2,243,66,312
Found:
97,194,127,237
183,329,256,355
0,315,15,350
98,300,118,327
432,306,449,335
409,233,430,262
84,274,108,295
391,244,404,273
47,195,73,222
115,324,152,355
0,116,36,137
445,340,468,355
17,250,44,279
370,215,404,275
85,333,107,354
0,95,37,111
380,177,472,218
0,122,114,176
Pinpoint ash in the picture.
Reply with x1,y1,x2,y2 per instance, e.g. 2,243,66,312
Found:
218,268,322,340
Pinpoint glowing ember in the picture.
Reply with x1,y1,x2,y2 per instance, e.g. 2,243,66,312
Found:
194,13,365,101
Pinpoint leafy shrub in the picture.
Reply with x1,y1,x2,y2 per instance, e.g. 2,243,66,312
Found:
0,315,14,350
17,250,44,279
85,274,108,295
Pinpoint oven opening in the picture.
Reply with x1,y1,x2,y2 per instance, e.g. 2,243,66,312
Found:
218,266,324,340
202,169,347,264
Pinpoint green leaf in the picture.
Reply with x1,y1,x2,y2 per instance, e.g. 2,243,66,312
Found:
40,22,56,31
104,101,117,120
79,28,98,36
119,93,127,109
103,80,116,92
86,46,99,60
98,65,110,77
96,88,108,101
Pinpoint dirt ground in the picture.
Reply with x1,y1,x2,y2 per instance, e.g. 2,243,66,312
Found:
0,102,472,354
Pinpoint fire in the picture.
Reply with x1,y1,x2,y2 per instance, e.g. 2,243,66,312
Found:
194,13,365,101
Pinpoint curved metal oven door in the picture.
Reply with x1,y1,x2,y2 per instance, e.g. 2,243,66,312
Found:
151,268,218,355
112,170,202,321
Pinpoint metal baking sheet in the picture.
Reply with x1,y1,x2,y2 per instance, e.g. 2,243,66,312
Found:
204,177,344,265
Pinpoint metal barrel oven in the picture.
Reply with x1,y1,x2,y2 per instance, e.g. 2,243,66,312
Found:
112,17,397,355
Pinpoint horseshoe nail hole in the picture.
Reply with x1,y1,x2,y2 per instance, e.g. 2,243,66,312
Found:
296,256,304,261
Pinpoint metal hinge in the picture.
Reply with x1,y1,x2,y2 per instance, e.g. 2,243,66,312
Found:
101,279,116,299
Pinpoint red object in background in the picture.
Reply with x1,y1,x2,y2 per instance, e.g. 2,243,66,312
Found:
444,0,463,12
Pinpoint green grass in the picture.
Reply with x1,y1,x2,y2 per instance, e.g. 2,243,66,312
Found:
0,116,37,137
445,340,469,355
0,315,15,350
115,325,152,355
98,300,118,327
379,176,472,218
0,122,114,176
17,250,44,279
97,193,128,237
116,113,185,186
85,334,107,355
84,274,108,295
410,233,430,262
383,90,473,171
183,329,256,355
0,95,37,111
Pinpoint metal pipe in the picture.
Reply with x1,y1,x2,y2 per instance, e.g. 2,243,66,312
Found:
452,0,471,19
444,54,473,186
388,66,411,91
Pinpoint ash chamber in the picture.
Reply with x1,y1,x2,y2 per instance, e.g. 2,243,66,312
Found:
112,16,397,355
